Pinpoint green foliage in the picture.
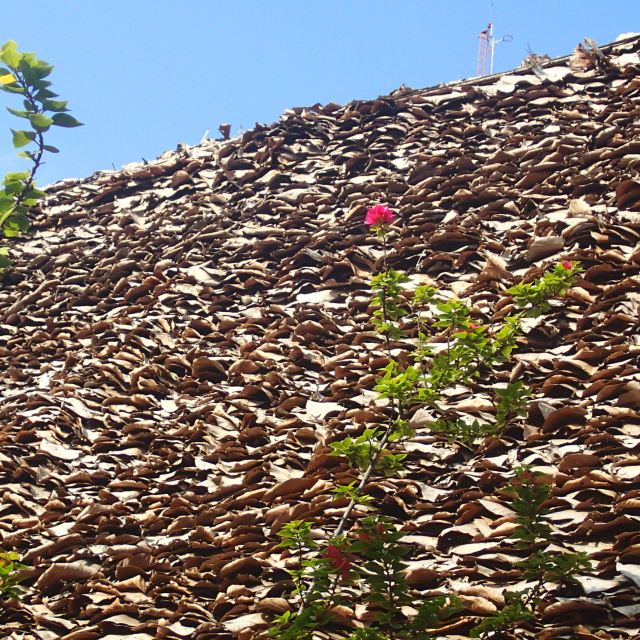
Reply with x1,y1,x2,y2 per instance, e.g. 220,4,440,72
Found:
520,549,592,586
277,519,316,551
375,362,421,405
377,450,408,476
0,551,26,599
427,417,500,444
424,381,531,445
351,516,411,631
494,381,531,426
268,605,326,640
432,299,470,329
270,207,587,640
470,590,534,638
329,425,410,477
507,261,583,315
370,268,410,341
333,481,375,505
329,428,383,471
471,466,593,637
412,284,437,305
503,466,552,545
0,39,82,268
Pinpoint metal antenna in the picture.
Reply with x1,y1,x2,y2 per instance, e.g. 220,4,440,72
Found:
476,1,512,76
477,22,491,76
490,31,513,74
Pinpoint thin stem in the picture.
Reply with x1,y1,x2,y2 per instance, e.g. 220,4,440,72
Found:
523,570,546,609
384,558,398,640
300,228,400,612
296,539,308,609
324,573,341,612
380,232,393,362
17,76,45,191
0,70,46,229
428,327,452,396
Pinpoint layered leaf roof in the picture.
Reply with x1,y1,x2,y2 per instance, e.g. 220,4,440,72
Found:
1,34,640,640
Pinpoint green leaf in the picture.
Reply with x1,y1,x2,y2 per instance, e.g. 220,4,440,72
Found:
6,106,30,118
4,181,23,196
17,58,37,84
52,112,83,127
0,246,10,268
11,129,35,148
0,41,22,68
28,112,53,131
2,212,29,237
42,99,68,112
6,211,29,230
23,187,46,201
33,61,54,80
43,144,59,153
0,83,25,94
4,171,29,184
0,197,15,214
34,88,58,100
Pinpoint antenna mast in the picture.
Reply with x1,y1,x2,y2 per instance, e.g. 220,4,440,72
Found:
476,16,512,76
476,22,492,76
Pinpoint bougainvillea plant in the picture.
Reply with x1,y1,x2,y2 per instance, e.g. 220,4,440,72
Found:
267,205,590,640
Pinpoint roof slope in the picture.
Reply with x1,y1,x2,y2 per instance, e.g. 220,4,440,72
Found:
2,34,640,640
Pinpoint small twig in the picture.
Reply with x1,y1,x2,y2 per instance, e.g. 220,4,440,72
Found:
0,70,46,229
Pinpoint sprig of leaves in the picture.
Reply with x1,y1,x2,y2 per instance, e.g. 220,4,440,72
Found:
270,203,588,640
0,39,82,268
507,261,583,315
370,268,410,341
471,467,593,637
0,551,26,599
470,590,534,638
503,466,553,545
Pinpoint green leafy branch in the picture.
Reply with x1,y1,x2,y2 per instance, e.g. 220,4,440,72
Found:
471,467,593,637
0,551,26,600
0,39,82,268
269,203,588,640
506,261,583,316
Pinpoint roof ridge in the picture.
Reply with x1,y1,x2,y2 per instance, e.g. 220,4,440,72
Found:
48,33,640,190
387,32,640,100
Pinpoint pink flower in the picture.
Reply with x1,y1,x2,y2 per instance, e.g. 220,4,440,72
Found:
325,544,353,579
365,204,395,226
561,260,572,270
457,323,478,335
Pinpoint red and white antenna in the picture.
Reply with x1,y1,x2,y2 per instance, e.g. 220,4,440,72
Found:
476,22,492,76
476,20,512,76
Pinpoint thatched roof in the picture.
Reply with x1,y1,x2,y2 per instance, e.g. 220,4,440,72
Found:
1,33,640,640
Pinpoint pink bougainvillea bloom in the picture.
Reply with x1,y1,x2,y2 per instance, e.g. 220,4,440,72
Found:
325,544,353,579
561,260,572,270
365,204,395,226
469,323,478,330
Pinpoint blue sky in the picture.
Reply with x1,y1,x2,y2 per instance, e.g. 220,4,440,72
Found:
1,1,639,185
